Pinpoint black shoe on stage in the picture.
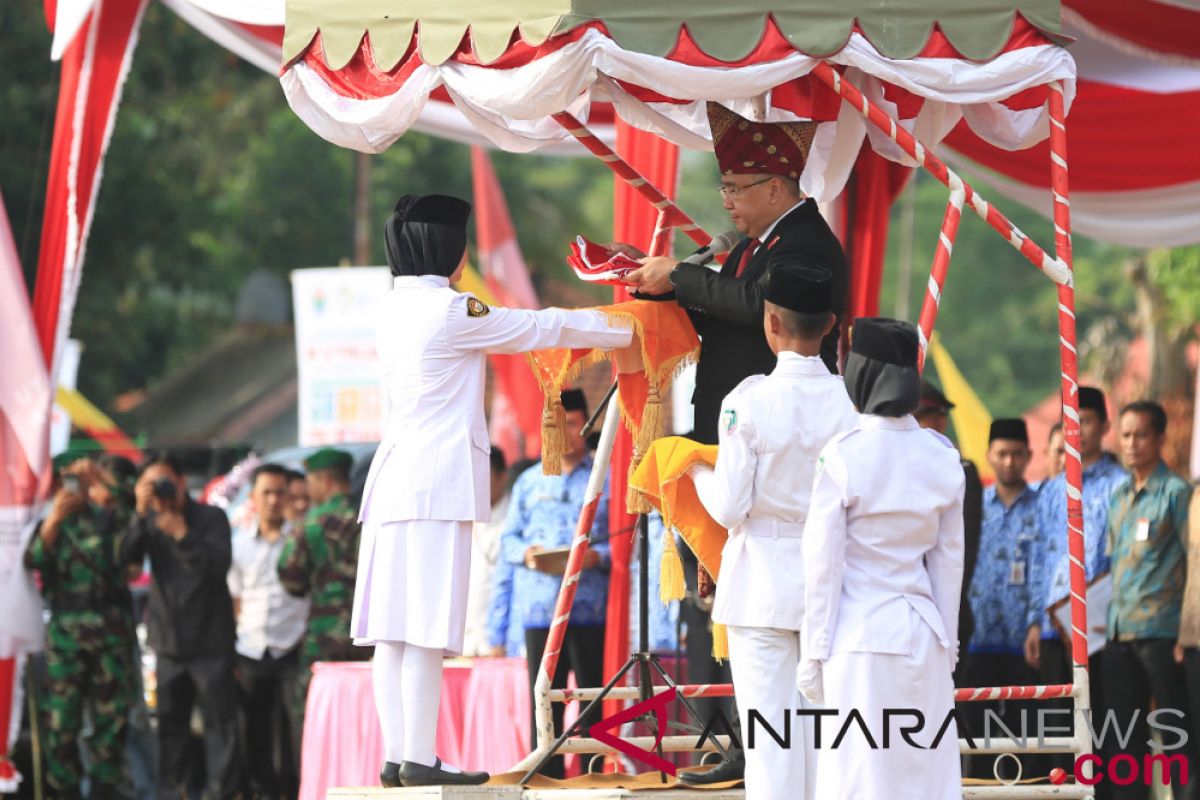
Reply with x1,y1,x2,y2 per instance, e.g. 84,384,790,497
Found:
400,758,490,787
677,749,746,785
380,761,402,788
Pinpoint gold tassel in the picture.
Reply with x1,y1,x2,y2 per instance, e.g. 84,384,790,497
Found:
658,524,686,603
540,396,566,476
636,382,665,456
711,622,729,662
625,443,652,513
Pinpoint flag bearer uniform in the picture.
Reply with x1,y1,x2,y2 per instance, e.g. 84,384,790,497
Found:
799,317,966,800
352,280,631,654
691,265,859,800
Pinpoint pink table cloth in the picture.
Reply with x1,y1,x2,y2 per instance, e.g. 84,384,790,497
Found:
298,657,532,800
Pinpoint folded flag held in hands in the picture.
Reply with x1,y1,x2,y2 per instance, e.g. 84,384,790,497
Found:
567,236,641,285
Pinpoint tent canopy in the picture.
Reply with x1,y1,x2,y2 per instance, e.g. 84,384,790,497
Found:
279,0,1075,200
283,0,1066,68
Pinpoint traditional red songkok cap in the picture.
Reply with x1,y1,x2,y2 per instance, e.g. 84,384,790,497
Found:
707,102,817,180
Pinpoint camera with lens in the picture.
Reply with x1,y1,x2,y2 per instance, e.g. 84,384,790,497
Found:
152,477,177,502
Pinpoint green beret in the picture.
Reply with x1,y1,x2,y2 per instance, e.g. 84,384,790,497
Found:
52,450,90,473
304,448,353,473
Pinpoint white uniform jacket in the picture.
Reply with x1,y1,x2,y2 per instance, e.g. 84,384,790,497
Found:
692,352,860,630
359,275,631,526
802,415,966,662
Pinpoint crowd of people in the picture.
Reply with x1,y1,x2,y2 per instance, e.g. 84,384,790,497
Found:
24,446,370,798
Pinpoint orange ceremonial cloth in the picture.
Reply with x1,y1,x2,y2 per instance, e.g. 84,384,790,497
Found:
526,300,699,478
629,436,726,580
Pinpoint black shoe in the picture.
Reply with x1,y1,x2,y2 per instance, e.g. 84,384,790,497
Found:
381,761,402,788
400,758,489,787
677,749,746,785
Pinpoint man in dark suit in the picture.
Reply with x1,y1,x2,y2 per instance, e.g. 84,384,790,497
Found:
619,104,847,444
611,103,849,784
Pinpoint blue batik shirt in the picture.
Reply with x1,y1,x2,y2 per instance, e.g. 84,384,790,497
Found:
497,456,611,630
968,484,1040,655
485,553,529,656
1028,454,1127,637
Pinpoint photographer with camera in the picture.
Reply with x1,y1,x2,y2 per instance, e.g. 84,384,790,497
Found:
24,453,139,799
121,451,242,799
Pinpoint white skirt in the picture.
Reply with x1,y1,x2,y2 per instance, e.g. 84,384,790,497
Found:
816,608,962,800
350,519,474,655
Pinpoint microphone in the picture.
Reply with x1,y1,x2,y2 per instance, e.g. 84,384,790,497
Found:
681,230,741,265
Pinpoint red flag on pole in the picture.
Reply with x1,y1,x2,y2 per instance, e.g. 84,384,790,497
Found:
0,188,51,790
471,146,545,462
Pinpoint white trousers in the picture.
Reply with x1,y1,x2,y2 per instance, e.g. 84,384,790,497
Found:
817,608,962,800
727,625,816,800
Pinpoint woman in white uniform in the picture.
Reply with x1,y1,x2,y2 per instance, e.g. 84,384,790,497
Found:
797,317,966,800
351,194,633,788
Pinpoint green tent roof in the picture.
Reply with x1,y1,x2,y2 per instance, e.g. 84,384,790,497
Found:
285,0,1063,72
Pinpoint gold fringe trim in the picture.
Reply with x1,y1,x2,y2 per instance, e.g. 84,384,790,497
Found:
526,305,699,480
712,621,729,662
658,526,686,603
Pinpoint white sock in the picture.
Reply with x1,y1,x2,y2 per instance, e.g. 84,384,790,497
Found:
401,642,447,768
372,641,406,763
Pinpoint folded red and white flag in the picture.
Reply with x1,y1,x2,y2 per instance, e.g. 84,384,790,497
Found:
567,236,641,285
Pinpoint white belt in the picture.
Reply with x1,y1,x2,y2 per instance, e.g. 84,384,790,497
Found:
740,518,805,538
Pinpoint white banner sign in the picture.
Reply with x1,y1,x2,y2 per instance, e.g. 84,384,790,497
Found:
50,338,82,457
291,267,391,446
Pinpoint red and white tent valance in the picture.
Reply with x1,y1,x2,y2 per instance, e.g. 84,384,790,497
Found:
279,12,1076,201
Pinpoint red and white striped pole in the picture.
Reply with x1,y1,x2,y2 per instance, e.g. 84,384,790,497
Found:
809,62,1071,289
1048,79,1095,780
531,397,624,755
915,188,966,370
552,112,707,249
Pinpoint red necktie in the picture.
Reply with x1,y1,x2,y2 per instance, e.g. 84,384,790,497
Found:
734,238,761,278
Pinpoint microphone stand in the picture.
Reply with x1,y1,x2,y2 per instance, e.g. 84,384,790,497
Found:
519,385,721,783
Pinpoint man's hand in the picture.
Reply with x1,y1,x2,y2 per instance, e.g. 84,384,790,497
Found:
41,489,86,547
1175,642,1186,665
1024,625,1042,669
583,550,602,570
48,488,86,525
135,478,155,515
524,545,545,570
604,242,645,260
624,256,678,296
697,564,715,599
488,645,507,658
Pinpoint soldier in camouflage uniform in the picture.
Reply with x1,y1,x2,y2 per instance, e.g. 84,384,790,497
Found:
24,454,139,799
277,448,369,743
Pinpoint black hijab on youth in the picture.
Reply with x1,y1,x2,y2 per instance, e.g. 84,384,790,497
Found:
843,317,922,417
384,194,472,278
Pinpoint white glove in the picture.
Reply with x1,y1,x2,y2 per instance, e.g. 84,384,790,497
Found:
796,658,825,706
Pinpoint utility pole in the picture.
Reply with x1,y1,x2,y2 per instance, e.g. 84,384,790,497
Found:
353,152,371,265
894,171,918,320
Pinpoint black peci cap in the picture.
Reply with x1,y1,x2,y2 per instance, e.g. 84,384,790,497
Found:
850,317,919,369
765,263,833,314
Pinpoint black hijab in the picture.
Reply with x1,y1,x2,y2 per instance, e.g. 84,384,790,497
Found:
384,194,471,278
843,318,921,417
